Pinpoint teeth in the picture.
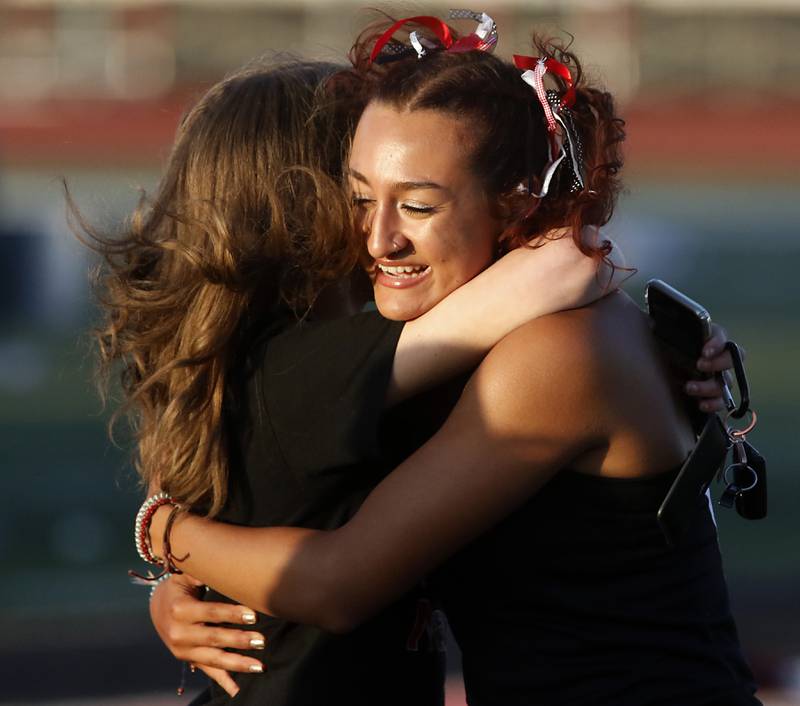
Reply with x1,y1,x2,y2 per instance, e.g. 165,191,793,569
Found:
378,264,429,277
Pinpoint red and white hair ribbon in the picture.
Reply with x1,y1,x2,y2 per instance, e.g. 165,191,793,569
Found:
369,10,497,63
513,54,577,112
370,16,454,63
520,59,558,134
513,54,583,197
448,10,498,53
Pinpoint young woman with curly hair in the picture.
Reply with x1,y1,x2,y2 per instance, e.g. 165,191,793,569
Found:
144,17,756,706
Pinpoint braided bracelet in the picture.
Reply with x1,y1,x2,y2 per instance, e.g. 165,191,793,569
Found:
134,491,175,566
161,503,189,574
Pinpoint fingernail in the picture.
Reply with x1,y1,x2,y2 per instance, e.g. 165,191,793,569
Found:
703,347,716,358
250,637,265,649
248,663,264,673
686,382,698,393
242,611,257,624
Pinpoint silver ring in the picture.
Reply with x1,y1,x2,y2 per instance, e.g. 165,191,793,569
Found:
722,464,758,493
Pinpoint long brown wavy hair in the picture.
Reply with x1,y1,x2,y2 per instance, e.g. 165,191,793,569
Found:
71,60,362,516
348,20,626,260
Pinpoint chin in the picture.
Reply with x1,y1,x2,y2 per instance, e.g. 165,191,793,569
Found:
377,307,408,322
374,293,433,322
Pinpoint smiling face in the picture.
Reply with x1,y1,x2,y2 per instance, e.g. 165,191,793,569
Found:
348,102,503,321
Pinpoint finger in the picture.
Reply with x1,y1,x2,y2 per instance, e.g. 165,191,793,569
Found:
697,398,726,414
685,379,724,398
172,624,266,652
195,665,240,698
697,351,733,373
702,324,727,359
182,646,265,675
172,598,258,627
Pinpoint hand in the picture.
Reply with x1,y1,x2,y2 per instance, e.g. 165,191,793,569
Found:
685,323,742,413
150,573,266,697
511,231,631,315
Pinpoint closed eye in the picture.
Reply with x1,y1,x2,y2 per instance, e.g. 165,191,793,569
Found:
401,203,439,216
352,195,375,209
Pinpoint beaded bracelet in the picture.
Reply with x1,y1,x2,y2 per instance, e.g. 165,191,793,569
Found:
134,491,175,566
148,571,172,600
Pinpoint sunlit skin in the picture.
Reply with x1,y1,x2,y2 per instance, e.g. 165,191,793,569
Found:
349,102,504,321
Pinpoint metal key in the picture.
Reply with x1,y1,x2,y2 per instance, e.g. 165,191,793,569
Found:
719,440,758,509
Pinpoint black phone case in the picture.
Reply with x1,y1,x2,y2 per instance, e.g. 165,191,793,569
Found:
658,414,730,547
646,281,713,436
646,281,710,376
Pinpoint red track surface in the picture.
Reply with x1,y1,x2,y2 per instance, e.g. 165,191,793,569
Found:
2,93,799,173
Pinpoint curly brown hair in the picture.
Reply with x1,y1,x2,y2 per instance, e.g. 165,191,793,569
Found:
70,59,362,516
348,20,626,260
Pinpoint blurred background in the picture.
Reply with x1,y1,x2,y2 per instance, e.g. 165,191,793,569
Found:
0,0,798,703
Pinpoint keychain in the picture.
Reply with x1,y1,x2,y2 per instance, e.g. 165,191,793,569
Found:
716,342,767,520
718,410,758,508
718,410,767,520
658,338,766,546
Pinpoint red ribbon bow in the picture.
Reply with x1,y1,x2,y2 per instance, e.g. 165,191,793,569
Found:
370,16,454,62
513,54,576,108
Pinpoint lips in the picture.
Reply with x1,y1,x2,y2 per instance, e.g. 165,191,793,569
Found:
374,262,432,289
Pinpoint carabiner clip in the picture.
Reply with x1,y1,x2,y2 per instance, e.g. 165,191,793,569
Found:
724,341,750,419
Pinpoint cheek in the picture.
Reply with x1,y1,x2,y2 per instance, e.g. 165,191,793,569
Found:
441,227,496,284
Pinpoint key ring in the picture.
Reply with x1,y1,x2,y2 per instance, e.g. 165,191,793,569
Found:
725,408,757,439
722,463,758,493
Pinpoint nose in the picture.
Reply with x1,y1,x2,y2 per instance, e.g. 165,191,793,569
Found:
366,203,411,260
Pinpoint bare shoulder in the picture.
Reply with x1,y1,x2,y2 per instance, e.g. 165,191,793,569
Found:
460,291,693,476
479,298,613,387
498,305,603,360
462,300,615,443
466,292,648,438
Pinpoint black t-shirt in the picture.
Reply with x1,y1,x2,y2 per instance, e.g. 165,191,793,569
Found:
200,311,444,706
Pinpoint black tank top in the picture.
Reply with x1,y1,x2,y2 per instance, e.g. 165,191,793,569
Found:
435,467,761,706
201,311,444,706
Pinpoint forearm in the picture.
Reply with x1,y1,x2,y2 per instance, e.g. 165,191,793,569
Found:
389,250,533,404
150,510,355,630
388,234,621,404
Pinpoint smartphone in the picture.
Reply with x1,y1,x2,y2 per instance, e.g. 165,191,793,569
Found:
645,280,733,545
645,279,712,376
646,279,735,411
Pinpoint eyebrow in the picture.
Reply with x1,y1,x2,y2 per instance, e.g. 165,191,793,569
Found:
347,169,446,193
